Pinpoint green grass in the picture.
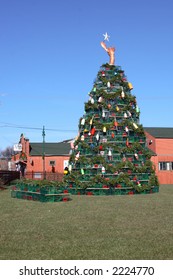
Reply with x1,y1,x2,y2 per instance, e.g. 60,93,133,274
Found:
0,185,173,260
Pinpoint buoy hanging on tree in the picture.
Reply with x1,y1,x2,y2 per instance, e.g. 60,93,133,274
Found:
98,96,103,103
136,180,141,187
133,176,137,182
122,155,126,162
134,153,138,160
81,135,84,141
75,152,80,161
102,71,105,77
126,138,129,147
125,126,129,133
121,88,125,98
107,81,111,88
74,144,78,150
114,117,118,128
102,109,106,118
64,167,69,175
68,164,72,173
114,120,118,126
96,132,100,141
108,149,112,160
136,105,140,113
90,97,94,104
102,166,106,175
90,117,94,125
124,112,128,118
132,122,138,129
128,82,133,90
103,126,107,135
81,168,85,175
116,105,120,112
91,127,96,136
81,118,85,126
93,87,96,92
99,145,103,151
122,77,127,82
127,110,132,117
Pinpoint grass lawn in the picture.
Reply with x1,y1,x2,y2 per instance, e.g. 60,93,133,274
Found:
0,185,173,260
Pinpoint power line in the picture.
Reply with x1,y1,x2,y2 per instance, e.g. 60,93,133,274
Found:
0,122,77,132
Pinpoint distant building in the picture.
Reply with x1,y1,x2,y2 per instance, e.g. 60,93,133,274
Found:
12,134,71,180
144,127,173,184
11,129,173,184
0,158,8,170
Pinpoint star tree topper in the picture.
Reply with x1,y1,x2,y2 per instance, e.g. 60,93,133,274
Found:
101,32,115,65
103,32,110,41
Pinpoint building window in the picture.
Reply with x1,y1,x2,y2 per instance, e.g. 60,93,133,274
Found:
159,162,173,171
34,172,42,179
64,160,69,169
171,162,173,170
49,160,56,166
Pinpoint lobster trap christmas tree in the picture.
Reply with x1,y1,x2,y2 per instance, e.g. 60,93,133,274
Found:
63,34,159,195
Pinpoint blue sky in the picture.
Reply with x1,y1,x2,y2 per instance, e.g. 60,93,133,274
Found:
0,0,173,150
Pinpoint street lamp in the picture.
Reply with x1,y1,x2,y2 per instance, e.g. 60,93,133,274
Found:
42,126,46,180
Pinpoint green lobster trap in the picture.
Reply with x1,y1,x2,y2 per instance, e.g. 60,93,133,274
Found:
11,184,71,203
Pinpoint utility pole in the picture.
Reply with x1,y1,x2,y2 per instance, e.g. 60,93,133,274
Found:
42,126,46,180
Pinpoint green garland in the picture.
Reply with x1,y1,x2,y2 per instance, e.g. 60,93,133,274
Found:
19,152,27,161
64,170,159,192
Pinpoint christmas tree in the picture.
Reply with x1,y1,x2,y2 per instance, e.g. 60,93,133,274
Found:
63,34,159,195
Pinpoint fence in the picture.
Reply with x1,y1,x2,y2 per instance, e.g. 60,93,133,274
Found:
24,171,64,181
0,170,20,185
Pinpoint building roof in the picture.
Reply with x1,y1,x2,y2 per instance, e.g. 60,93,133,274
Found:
27,127,173,156
144,127,173,139
29,142,71,156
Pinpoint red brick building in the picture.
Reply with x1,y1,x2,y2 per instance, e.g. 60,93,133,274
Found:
13,128,173,184
144,127,173,184
13,134,71,180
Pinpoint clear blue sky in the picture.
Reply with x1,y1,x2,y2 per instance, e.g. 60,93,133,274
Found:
0,0,173,151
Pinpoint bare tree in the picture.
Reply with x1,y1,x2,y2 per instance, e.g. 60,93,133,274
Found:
1,146,14,159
